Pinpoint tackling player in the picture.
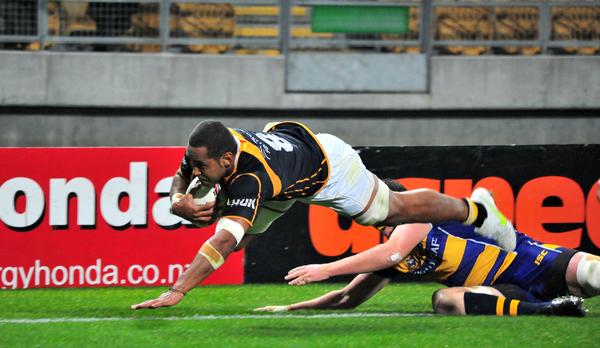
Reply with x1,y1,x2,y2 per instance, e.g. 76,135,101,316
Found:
256,181,599,317
132,121,515,310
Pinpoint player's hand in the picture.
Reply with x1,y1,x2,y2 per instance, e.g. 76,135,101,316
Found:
130,289,184,310
253,305,290,312
171,194,215,223
285,264,330,286
596,179,600,202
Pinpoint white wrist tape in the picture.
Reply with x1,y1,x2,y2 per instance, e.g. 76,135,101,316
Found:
199,242,224,270
216,217,245,245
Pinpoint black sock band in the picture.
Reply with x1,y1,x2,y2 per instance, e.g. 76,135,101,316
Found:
473,202,487,227
464,292,551,316
463,292,499,315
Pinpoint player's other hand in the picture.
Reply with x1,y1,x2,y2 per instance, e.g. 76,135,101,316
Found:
130,289,184,310
171,194,215,223
285,264,330,286
253,305,290,312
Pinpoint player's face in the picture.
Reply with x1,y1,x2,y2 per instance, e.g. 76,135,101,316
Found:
186,146,228,185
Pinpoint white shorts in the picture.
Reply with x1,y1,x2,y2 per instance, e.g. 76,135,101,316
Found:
247,133,390,234
301,133,390,226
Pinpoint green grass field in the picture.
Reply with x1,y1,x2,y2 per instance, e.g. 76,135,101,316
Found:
1,283,600,347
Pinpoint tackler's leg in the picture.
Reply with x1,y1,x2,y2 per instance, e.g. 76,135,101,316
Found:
434,286,585,317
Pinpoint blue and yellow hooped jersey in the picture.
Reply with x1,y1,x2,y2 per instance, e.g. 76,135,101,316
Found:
180,122,329,226
393,222,517,287
388,222,574,299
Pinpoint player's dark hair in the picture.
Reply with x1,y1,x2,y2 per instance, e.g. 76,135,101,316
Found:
188,120,237,159
383,178,407,193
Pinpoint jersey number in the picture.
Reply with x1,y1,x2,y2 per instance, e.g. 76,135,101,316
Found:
257,133,294,152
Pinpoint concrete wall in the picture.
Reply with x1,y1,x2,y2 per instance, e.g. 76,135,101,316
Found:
1,51,599,109
1,112,599,147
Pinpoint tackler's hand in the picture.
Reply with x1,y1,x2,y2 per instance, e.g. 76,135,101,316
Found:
253,305,291,313
285,264,330,286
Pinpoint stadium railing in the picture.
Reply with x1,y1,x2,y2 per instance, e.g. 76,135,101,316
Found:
0,0,598,55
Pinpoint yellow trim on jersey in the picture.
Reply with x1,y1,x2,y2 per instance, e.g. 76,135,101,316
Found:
436,235,468,280
509,300,520,316
228,128,282,196
492,251,518,284
463,245,502,286
263,121,330,196
496,297,506,316
285,158,327,190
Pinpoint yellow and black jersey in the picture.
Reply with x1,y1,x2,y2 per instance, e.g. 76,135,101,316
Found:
180,121,329,226
377,222,577,300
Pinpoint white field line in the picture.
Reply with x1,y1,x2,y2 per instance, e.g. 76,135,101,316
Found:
0,312,433,324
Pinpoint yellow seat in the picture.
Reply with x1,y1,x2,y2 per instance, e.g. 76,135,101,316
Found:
435,6,490,55
494,7,539,55
61,1,96,36
233,6,307,17
552,6,600,55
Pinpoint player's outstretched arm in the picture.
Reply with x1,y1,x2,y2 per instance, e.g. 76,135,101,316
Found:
131,218,247,310
285,224,430,286
255,273,389,312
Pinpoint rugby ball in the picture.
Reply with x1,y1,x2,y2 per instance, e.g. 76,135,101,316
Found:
185,177,222,227
186,177,219,205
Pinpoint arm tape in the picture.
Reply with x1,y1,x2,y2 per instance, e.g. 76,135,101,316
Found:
216,217,246,245
171,193,184,204
199,242,225,270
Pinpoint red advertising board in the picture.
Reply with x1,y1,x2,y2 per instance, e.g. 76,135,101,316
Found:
244,144,600,283
0,147,244,289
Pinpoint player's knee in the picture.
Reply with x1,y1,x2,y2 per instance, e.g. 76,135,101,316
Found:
577,254,600,297
431,289,460,315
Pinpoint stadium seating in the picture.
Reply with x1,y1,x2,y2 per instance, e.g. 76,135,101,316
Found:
435,6,491,55
1,1,598,55
58,1,96,37
382,6,421,54
552,6,600,55
232,5,331,55
126,3,161,52
173,4,235,54
493,7,539,55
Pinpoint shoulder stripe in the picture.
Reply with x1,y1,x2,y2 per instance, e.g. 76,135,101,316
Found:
228,128,282,197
